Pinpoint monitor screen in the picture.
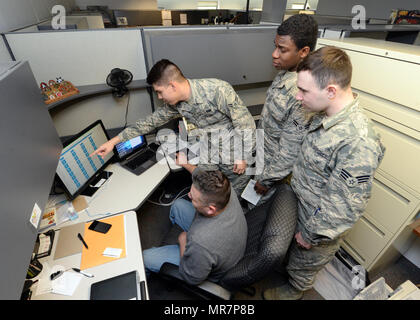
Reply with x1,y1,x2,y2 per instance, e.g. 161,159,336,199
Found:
56,120,114,199
115,135,146,159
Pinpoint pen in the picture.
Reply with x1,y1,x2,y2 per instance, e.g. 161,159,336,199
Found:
72,268,94,278
77,233,88,249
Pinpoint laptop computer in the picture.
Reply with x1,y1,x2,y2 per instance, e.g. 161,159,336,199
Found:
90,271,141,300
114,135,157,175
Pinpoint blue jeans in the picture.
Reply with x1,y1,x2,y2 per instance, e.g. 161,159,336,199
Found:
143,198,196,275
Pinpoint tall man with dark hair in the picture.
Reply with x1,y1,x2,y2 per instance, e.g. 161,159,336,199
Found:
91,59,255,196
253,14,319,205
143,169,247,285
262,47,385,299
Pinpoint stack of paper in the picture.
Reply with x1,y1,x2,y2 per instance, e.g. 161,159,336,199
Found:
241,179,262,206
35,264,83,297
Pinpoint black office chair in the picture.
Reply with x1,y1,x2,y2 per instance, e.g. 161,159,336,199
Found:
157,183,298,300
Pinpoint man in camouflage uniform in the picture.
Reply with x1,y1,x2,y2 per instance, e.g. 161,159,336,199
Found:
253,14,318,205
92,59,255,196
262,47,385,300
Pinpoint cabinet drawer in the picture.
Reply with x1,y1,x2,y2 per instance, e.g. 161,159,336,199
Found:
357,91,420,135
343,215,391,269
370,120,420,194
364,176,418,234
345,50,420,112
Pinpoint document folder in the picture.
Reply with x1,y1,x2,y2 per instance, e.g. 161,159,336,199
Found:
80,214,126,270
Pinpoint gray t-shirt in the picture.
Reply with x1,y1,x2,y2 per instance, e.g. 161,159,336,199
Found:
179,187,248,285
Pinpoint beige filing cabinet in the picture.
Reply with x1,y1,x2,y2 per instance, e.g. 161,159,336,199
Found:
316,38,420,275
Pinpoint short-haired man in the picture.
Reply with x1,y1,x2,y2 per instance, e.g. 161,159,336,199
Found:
143,169,247,285
253,14,318,205
263,47,385,299
92,59,256,196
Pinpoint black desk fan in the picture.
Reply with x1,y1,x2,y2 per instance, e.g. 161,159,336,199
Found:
106,68,133,97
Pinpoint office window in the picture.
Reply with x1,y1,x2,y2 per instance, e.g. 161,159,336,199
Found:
287,0,306,10
291,4,305,10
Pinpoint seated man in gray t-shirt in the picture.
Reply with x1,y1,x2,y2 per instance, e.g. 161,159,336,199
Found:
143,168,248,285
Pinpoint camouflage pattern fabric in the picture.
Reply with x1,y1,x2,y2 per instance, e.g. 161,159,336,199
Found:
284,95,385,292
291,95,385,246
254,70,310,205
286,235,342,291
118,78,256,195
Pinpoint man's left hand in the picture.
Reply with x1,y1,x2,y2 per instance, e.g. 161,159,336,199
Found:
233,160,247,175
295,232,312,250
178,231,188,257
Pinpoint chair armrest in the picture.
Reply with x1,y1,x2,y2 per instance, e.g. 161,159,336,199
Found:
159,262,184,281
158,263,231,300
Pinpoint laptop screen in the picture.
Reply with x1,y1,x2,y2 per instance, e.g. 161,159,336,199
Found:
115,135,146,159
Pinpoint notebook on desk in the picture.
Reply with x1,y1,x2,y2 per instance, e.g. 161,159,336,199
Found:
90,271,140,300
114,135,157,175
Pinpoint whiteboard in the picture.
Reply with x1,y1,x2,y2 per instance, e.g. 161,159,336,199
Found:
5,29,147,86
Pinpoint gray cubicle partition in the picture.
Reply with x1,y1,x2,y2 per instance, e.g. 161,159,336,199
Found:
5,29,148,87
142,25,278,85
0,61,62,299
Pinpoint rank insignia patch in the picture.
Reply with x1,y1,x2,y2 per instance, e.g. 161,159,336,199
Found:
293,119,310,131
340,169,370,187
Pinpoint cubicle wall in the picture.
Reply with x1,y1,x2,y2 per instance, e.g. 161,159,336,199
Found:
2,25,277,135
0,36,12,61
4,24,277,87
143,25,278,85
5,29,147,86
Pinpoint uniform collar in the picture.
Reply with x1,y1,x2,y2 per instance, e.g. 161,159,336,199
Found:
322,94,359,130
273,70,297,91
185,79,203,105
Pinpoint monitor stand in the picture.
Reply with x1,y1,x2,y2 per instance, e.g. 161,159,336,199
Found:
81,171,113,197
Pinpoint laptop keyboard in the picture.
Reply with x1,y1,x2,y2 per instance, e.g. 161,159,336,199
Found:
125,150,156,170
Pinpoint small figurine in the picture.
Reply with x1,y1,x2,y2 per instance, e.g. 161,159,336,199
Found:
48,80,62,98
40,82,52,101
40,77,79,104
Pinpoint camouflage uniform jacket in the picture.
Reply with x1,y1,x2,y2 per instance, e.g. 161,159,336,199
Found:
255,70,310,187
291,95,385,245
118,78,256,164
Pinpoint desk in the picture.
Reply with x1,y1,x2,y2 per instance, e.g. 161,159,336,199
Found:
32,211,145,300
31,159,170,300
84,160,170,218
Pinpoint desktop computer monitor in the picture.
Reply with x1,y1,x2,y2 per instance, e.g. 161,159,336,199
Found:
56,120,115,200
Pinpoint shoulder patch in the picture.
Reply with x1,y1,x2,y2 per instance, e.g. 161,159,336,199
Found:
340,169,371,187
293,119,310,131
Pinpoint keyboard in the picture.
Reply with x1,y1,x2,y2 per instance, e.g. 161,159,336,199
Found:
125,150,156,170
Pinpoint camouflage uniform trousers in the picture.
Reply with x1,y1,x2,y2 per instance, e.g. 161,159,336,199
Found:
285,236,342,292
